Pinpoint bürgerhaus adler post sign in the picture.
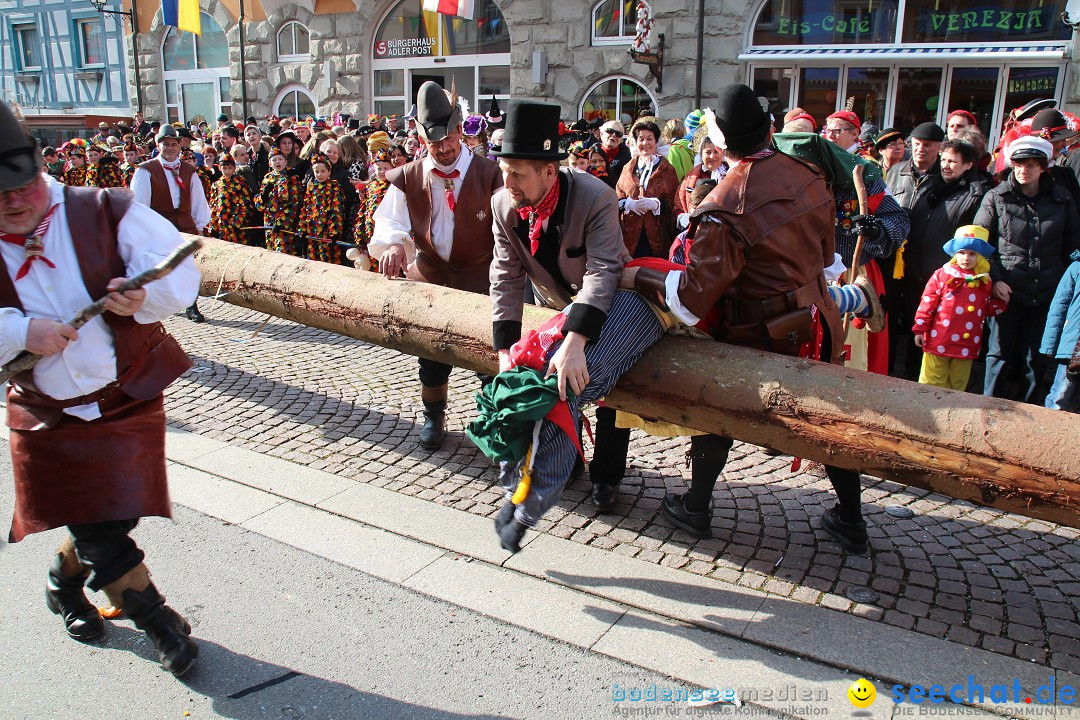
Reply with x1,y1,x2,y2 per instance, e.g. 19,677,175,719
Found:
628,0,664,93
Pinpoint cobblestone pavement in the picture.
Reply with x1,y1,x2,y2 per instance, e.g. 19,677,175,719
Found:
165,302,1080,673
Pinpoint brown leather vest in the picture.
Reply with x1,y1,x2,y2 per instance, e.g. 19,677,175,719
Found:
0,186,192,427
388,155,502,294
140,159,197,233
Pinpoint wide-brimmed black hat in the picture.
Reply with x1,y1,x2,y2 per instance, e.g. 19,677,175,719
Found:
874,127,905,148
154,124,179,144
492,100,565,161
713,84,771,152
1031,109,1078,142
1012,98,1056,123
415,81,462,143
0,101,40,191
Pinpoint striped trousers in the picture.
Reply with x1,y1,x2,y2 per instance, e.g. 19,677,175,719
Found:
499,291,665,525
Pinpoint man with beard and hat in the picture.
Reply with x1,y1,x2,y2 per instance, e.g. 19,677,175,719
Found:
0,100,200,675
619,84,871,554
476,100,666,552
370,81,503,451
130,125,210,322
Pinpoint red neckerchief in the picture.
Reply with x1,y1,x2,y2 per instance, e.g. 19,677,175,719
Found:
516,178,560,255
0,205,59,279
602,144,620,162
430,168,460,212
162,159,186,190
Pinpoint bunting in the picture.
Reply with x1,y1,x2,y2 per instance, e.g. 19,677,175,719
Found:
422,0,475,20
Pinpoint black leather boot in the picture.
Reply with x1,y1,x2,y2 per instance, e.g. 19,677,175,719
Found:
498,518,528,554
45,553,105,641
419,400,447,450
185,301,205,323
121,583,198,676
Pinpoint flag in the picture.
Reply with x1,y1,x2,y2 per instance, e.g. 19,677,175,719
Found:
162,0,201,35
422,0,475,20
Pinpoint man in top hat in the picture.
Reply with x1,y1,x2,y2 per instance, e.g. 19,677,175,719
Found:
370,80,503,450
484,100,666,552
130,125,210,322
620,84,871,554
0,99,200,674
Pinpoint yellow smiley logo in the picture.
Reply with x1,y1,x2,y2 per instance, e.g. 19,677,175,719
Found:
848,678,876,708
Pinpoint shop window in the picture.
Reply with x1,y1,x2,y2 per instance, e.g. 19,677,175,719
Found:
276,86,317,119
894,68,944,136
752,0,897,46
752,67,793,128
592,0,638,45
13,23,42,70
797,67,840,122
76,18,105,67
1002,67,1061,125
374,0,508,59
901,0,1070,44
580,76,656,126
277,21,310,63
844,67,888,131
946,67,997,138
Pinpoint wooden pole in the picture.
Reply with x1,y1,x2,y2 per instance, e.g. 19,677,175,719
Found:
192,238,1080,528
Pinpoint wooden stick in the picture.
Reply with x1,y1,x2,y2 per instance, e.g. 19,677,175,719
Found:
843,164,871,334
0,237,203,386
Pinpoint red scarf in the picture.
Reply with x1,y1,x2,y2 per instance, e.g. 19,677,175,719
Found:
516,178,560,255
0,205,59,280
602,144,620,162
430,168,459,212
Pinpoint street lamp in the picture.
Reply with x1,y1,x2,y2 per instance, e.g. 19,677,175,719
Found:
87,0,142,114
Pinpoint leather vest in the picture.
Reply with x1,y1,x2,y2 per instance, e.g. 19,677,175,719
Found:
0,186,192,427
140,159,197,233
388,155,501,294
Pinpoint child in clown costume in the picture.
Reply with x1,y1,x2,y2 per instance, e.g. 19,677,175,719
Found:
85,142,126,188
210,153,253,244
351,148,393,271
298,152,346,264
255,147,303,255
62,140,88,186
913,225,1008,390
120,142,140,187
195,149,219,205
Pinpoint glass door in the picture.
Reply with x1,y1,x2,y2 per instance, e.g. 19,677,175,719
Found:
180,81,218,125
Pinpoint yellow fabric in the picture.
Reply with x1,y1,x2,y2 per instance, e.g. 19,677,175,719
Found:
177,0,201,35
613,410,704,437
918,352,972,391
893,239,906,280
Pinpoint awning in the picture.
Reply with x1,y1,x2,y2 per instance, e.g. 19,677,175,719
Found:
739,45,1069,63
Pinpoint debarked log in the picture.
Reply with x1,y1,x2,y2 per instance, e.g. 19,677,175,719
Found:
193,238,1080,528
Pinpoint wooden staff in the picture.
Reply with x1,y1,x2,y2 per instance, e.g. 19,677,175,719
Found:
0,237,203,386
843,164,870,334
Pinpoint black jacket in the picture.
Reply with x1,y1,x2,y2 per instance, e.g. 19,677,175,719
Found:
904,168,990,290
601,144,632,190
973,173,1080,307
886,158,940,211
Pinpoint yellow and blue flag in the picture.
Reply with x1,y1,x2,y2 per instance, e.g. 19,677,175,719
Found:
162,0,201,35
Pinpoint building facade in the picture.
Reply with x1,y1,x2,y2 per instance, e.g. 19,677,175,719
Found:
0,0,135,145
126,0,1076,144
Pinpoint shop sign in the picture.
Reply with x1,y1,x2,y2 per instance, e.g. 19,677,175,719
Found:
775,12,877,38
628,0,664,92
916,7,1054,37
374,37,436,58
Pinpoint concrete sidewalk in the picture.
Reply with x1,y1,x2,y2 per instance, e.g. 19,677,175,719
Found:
156,424,1076,720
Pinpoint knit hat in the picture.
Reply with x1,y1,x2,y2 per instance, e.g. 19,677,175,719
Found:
684,109,704,135
943,225,994,258
826,110,861,133
310,151,331,168
946,110,977,127
269,146,285,158
711,84,772,152
783,108,816,131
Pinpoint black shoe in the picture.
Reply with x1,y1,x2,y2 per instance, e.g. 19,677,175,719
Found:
184,302,205,323
591,482,618,513
121,583,199,676
819,504,869,554
494,501,516,534
419,401,446,450
498,518,528,554
45,554,105,641
661,493,713,538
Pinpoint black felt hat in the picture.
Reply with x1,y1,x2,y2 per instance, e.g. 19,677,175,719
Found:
874,127,905,148
415,81,462,143
712,84,772,152
491,100,565,161
0,101,40,191
910,122,945,142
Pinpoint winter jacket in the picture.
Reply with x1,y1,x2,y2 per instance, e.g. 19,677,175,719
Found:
904,169,990,290
1040,252,1080,360
886,158,940,211
973,172,1080,307
914,262,1007,359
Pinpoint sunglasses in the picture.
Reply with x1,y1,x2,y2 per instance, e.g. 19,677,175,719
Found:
604,129,624,138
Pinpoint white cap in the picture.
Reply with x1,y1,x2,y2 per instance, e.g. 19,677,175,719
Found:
1008,135,1053,162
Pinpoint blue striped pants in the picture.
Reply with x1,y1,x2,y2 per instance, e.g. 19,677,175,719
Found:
499,291,666,525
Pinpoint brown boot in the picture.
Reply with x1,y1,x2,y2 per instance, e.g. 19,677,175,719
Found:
45,539,104,641
104,564,198,676
419,384,448,450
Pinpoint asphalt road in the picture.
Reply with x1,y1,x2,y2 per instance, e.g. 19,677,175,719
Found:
0,441,671,720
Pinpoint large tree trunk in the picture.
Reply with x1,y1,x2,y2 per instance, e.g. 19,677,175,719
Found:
193,239,1080,528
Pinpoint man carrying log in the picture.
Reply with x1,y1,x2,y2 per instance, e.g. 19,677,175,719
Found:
0,100,202,674
620,85,871,554
370,81,503,451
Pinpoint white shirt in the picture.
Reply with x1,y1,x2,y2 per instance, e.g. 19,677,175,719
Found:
130,156,211,231
0,174,201,419
369,143,475,263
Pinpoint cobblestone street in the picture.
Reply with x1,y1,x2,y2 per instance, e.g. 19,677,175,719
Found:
164,302,1080,674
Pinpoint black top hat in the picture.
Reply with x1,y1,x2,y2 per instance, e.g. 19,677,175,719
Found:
0,101,40,191
415,81,462,143
492,100,565,161
713,84,771,152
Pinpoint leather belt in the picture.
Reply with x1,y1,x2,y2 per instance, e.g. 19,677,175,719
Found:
723,279,818,326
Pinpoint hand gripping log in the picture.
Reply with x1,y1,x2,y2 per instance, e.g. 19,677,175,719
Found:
0,237,203,386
